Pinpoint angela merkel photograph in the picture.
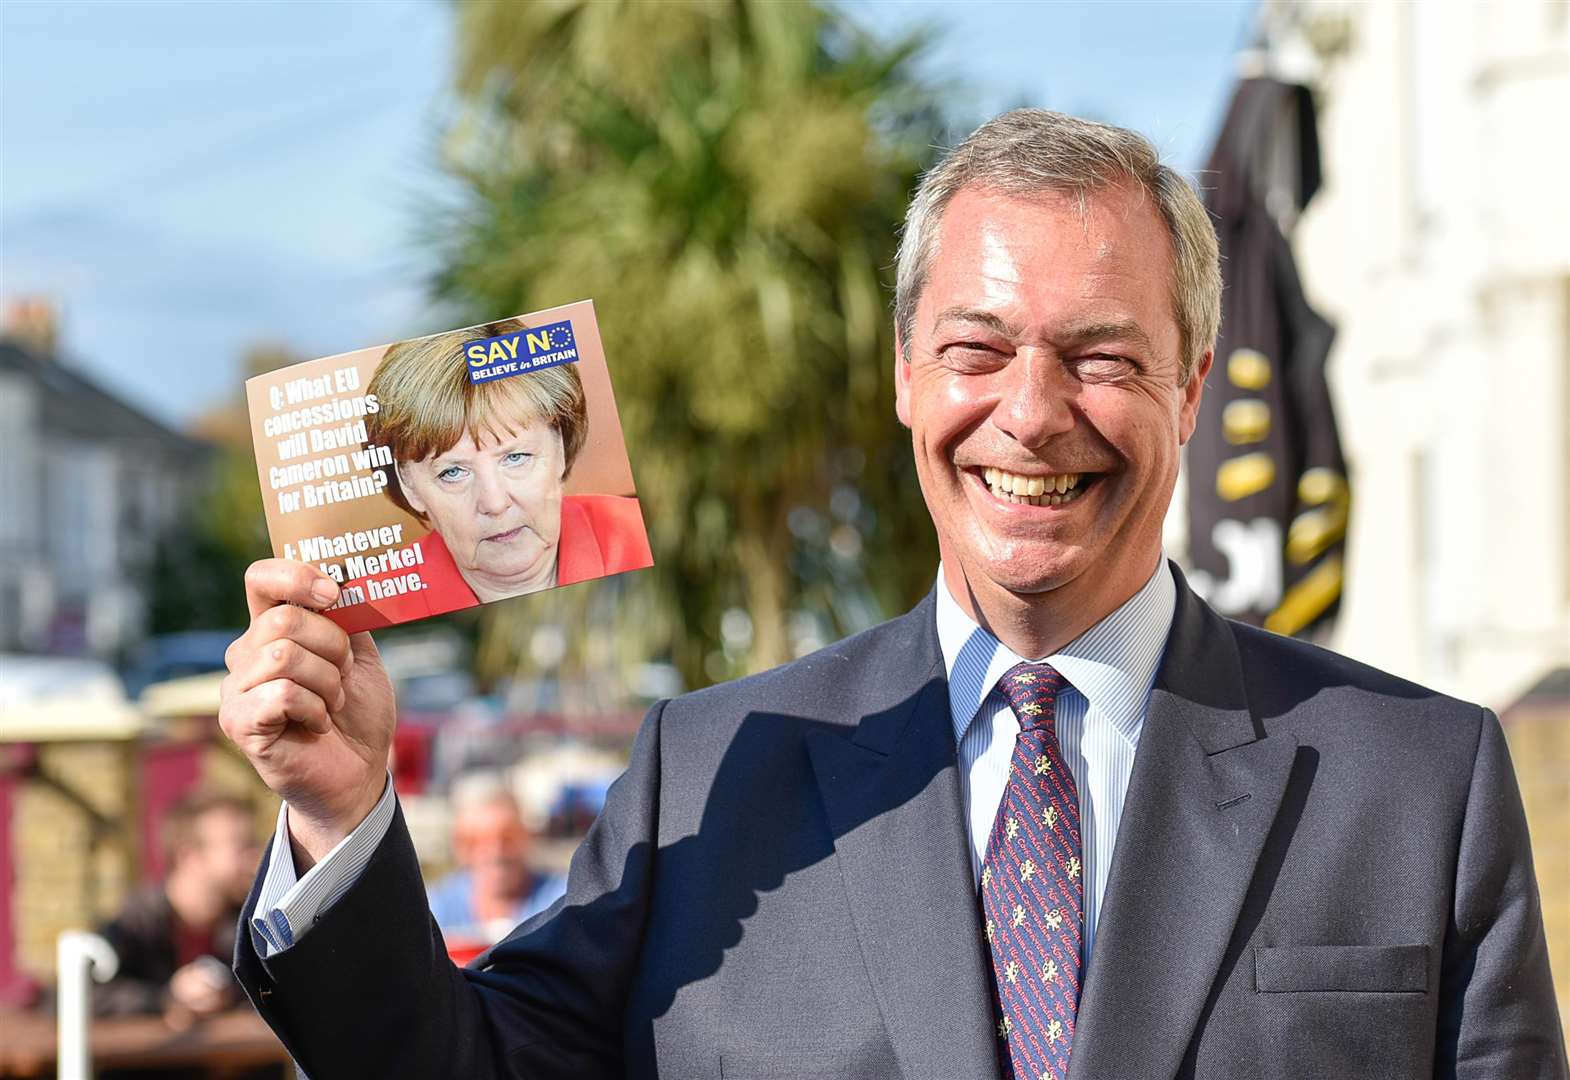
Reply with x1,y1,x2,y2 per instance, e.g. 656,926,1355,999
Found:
355,316,653,627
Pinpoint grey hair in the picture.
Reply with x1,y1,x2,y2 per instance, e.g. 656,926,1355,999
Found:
894,108,1221,383
449,770,520,815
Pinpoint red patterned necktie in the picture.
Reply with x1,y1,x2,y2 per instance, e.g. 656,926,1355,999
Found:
980,661,1082,1080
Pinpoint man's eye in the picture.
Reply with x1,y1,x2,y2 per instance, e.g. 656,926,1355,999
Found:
1075,354,1138,380
941,342,1007,369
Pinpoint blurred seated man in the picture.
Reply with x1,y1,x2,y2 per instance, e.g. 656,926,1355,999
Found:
426,773,566,948
95,790,260,1026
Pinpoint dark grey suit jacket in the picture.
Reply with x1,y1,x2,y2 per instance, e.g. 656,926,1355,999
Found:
236,568,1567,1078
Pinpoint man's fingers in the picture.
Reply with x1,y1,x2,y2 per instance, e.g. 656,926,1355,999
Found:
234,639,345,711
224,679,333,741
240,603,353,676
171,972,226,1015
257,679,333,735
244,558,340,619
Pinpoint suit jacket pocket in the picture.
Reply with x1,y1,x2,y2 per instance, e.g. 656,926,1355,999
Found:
1254,944,1429,993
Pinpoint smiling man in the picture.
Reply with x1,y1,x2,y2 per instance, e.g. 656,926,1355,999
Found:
896,179,1207,660
220,109,1565,1079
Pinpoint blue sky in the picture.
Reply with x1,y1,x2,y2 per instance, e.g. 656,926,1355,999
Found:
1,0,1255,428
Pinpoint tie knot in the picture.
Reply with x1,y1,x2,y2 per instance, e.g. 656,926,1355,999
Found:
997,662,1065,732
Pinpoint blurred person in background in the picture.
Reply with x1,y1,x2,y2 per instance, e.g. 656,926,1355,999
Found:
427,772,566,948
95,790,259,1026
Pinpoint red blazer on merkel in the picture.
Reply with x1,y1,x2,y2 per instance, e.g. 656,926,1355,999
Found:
330,494,652,633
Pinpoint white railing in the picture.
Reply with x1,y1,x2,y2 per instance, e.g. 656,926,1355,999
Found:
55,930,118,1080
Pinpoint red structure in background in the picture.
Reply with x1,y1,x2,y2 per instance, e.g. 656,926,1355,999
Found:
0,762,23,1004
137,741,206,883
0,744,42,1005
391,727,432,797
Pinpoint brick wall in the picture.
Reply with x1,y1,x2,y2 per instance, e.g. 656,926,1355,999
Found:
7,735,275,984
12,743,132,979
1502,687,1570,1037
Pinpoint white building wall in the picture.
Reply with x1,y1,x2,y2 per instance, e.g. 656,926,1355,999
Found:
1295,0,1570,708
0,374,46,650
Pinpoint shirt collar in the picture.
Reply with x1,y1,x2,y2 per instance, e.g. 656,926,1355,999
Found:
934,558,1177,748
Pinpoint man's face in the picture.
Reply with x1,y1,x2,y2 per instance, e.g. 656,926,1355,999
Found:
188,808,261,907
398,419,567,592
453,799,531,899
895,185,1209,614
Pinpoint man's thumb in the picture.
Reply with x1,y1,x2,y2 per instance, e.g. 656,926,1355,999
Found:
349,631,381,666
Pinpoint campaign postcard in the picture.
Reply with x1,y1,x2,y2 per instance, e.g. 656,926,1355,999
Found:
245,300,653,633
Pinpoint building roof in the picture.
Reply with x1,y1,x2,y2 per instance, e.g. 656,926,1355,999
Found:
0,338,210,455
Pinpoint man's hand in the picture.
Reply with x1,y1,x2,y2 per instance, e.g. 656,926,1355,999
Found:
165,958,234,1026
220,559,395,870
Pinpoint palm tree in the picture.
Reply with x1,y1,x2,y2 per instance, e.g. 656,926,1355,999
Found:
431,0,944,690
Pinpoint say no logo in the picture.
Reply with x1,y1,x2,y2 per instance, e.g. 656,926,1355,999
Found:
466,320,578,384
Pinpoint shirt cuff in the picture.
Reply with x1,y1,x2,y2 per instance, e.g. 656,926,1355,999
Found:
250,772,396,958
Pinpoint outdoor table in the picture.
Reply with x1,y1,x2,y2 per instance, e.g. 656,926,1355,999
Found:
0,1006,290,1078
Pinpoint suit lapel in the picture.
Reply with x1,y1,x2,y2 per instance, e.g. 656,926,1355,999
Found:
807,594,1001,1080
1068,569,1299,1080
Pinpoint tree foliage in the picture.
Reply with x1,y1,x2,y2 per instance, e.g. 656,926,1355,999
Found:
432,0,945,687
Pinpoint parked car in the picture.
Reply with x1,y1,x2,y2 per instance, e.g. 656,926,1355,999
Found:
121,631,238,700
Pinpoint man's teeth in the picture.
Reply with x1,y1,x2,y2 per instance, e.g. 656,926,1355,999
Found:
982,467,1087,506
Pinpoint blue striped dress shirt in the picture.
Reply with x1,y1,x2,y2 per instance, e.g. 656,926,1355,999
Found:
935,559,1175,966
252,772,395,957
